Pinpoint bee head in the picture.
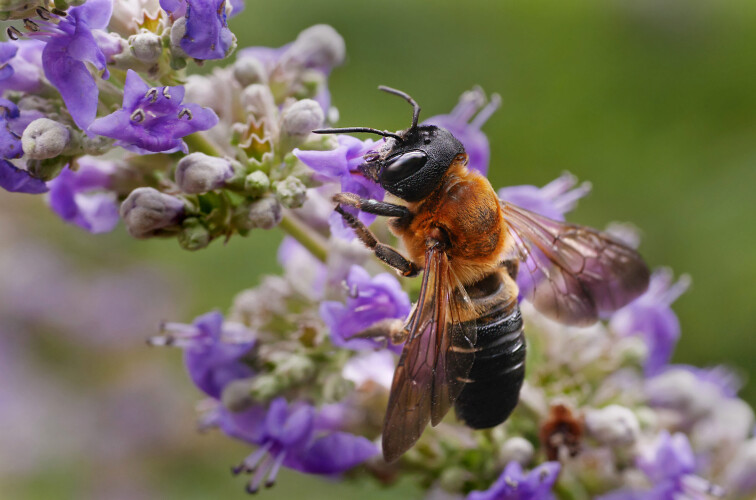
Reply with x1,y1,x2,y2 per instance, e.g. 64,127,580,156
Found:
313,86,465,202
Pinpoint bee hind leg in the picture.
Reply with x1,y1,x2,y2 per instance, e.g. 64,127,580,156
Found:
348,318,408,345
335,204,419,277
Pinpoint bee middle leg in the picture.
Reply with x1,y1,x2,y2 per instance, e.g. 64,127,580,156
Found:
348,317,409,345
334,205,419,277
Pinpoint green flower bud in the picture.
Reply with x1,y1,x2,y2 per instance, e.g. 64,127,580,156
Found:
244,170,270,197
274,353,315,384
438,467,469,492
178,217,211,251
247,196,282,229
221,378,256,412
275,175,307,208
248,374,282,402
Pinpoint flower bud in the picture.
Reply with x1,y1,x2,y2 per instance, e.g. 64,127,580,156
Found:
244,170,270,197
22,118,70,160
275,176,307,208
281,99,323,137
221,378,256,412
233,56,267,87
725,439,756,496
288,24,346,71
585,405,640,446
168,17,189,59
247,196,282,229
178,217,211,251
128,31,163,63
175,153,234,194
273,353,315,383
248,374,282,401
498,437,535,466
120,187,185,238
242,84,277,122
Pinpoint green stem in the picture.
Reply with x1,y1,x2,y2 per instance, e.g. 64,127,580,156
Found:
279,213,328,263
185,132,223,157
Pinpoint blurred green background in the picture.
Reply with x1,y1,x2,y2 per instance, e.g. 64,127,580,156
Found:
3,0,756,498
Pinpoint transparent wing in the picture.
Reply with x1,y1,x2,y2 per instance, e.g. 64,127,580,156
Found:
381,245,476,463
501,201,650,326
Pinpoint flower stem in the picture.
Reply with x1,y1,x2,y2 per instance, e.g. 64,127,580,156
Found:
278,213,328,263
185,132,222,157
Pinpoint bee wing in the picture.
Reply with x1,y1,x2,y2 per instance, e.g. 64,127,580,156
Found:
500,201,650,326
382,245,476,463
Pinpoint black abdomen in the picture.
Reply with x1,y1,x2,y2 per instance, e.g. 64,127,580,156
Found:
454,272,526,429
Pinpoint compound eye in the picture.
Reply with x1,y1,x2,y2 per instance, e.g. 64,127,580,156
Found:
381,150,428,183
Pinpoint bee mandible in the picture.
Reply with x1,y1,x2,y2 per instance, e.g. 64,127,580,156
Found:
313,87,650,463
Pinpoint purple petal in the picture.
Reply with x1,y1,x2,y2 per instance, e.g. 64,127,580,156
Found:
180,0,234,60
69,0,114,30
0,160,48,194
297,432,378,474
42,40,98,129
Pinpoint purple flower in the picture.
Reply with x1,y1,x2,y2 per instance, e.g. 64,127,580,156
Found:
221,397,377,493
610,269,690,375
163,0,234,60
0,99,47,194
150,311,255,399
0,40,45,94
499,173,591,298
47,157,119,233
467,461,561,500
30,0,113,129
295,135,384,239
498,173,591,222
278,237,327,299
320,265,410,351
598,432,721,500
229,0,245,17
89,70,219,154
424,88,500,175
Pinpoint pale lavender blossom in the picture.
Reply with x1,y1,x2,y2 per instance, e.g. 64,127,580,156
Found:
610,269,690,375
0,99,46,194
295,135,383,239
320,265,410,351
0,39,44,94
32,0,115,129
151,311,255,399
48,157,119,233
90,70,218,154
221,397,377,493
598,432,721,500
467,461,561,500
424,87,500,175
0,42,17,81
163,0,235,60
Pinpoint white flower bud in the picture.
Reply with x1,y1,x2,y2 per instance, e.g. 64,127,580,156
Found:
21,118,70,160
275,176,307,208
247,196,282,229
233,56,267,87
288,24,346,70
645,368,720,420
128,31,162,62
221,378,256,412
281,99,323,137
725,439,756,496
168,18,188,58
120,187,185,238
175,153,234,194
244,170,270,197
242,84,278,122
585,405,640,446
274,353,315,383
498,437,535,465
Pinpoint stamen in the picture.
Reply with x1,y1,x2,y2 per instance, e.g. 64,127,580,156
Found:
471,93,502,129
23,19,40,32
246,455,274,494
7,27,22,40
264,451,287,488
36,7,51,21
51,8,68,17
235,441,274,475
178,108,193,120
144,88,158,103
130,109,146,123
162,87,171,99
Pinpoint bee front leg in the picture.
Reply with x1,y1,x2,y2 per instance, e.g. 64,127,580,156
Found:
333,192,412,219
335,205,420,277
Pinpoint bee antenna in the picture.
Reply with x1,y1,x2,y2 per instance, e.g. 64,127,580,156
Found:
378,86,421,129
312,127,403,141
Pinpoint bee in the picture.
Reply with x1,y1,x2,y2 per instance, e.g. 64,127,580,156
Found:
313,87,650,463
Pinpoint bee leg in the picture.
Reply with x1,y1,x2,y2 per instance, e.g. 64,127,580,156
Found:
335,205,420,277
333,192,411,219
348,318,408,345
